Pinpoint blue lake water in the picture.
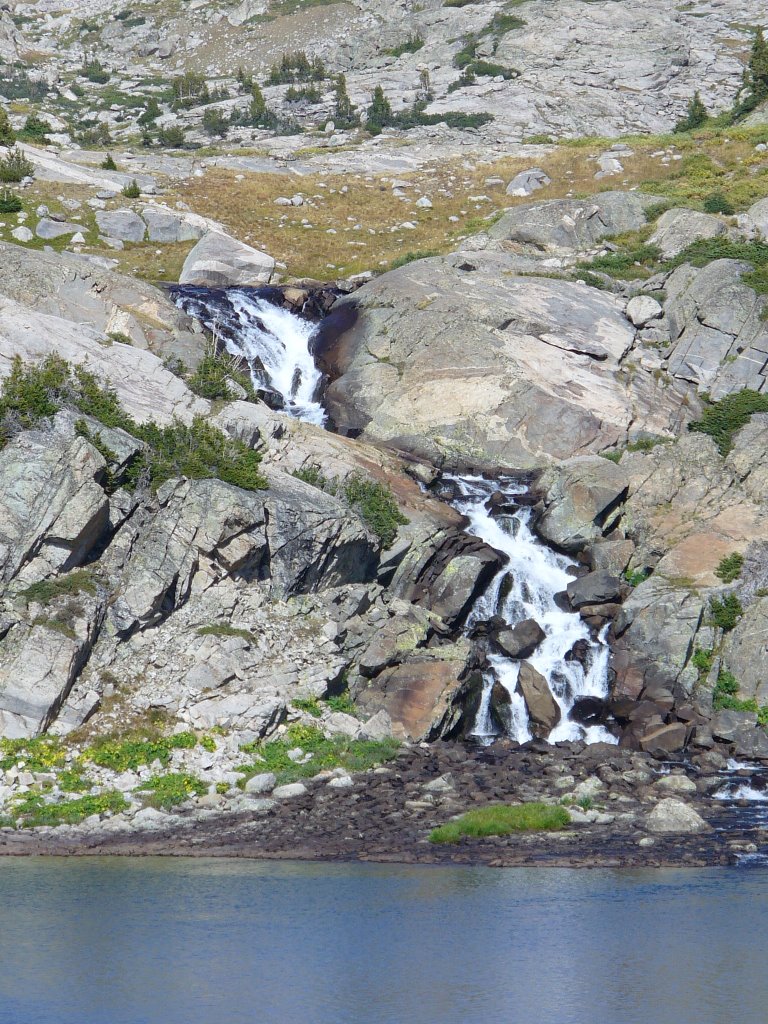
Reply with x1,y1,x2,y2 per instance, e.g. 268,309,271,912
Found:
0,858,765,1024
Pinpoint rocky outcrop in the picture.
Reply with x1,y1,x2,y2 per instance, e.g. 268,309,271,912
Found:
321,247,693,468
537,456,628,552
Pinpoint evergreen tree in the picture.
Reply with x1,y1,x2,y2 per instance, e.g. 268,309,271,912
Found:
674,91,708,133
0,108,16,148
101,153,117,170
248,82,278,129
365,86,393,136
744,27,768,109
333,74,359,128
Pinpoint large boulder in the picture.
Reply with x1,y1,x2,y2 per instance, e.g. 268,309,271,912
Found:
96,209,147,243
567,570,623,609
483,192,651,253
537,456,629,552
493,619,546,659
517,661,560,737
141,205,206,243
646,798,709,834
355,644,472,741
648,208,727,259
179,231,275,287
320,251,690,468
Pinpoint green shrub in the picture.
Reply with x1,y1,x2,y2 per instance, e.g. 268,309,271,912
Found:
138,772,206,808
18,114,51,142
366,85,394,135
292,695,323,717
21,569,97,605
385,34,424,57
325,691,357,716
390,250,440,269
0,356,268,493
101,153,117,170
82,57,110,84
624,568,650,588
158,125,186,148
85,731,198,772
710,593,743,632
688,388,768,455
674,91,709,133
490,12,526,35
0,147,34,183
196,624,255,641
692,646,714,677
429,802,571,844
285,84,322,103
13,790,127,828
268,51,326,85
344,475,408,548
186,353,256,402
239,725,399,786
121,178,141,198
715,552,744,583
0,107,16,147
202,106,230,137
0,736,67,772
702,191,734,215
0,189,22,213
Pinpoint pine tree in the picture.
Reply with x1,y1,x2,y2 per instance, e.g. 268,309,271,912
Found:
0,108,16,148
734,26,768,117
101,153,117,170
365,85,393,136
674,91,708,133
333,74,359,128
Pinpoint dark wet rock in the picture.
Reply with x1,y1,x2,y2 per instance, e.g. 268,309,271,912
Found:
517,662,561,737
492,619,546,659
567,570,623,609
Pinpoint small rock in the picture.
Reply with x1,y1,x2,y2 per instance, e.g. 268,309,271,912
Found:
244,772,276,794
272,783,307,799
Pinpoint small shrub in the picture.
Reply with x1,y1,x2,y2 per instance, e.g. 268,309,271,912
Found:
715,552,744,583
186,352,256,402
674,91,709,133
691,647,714,677
18,114,51,143
196,624,255,641
0,189,22,213
101,154,117,170
344,475,408,548
285,84,322,103
429,803,570,844
688,388,768,455
21,569,96,605
702,192,734,215
366,85,394,135
82,57,110,84
292,696,323,718
710,593,743,632
325,691,357,716
238,727,399,786
624,568,650,588
385,34,424,58
0,147,34,183
13,791,127,828
0,108,16,147
268,51,326,85
85,731,198,773
390,250,440,269
121,178,141,198
138,772,206,808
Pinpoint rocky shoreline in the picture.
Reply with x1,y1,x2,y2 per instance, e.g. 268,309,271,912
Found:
1,741,763,869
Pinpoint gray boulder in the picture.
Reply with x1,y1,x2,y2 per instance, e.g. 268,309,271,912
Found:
179,231,275,287
494,619,546,659
646,798,709,834
537,456,629,552
142,206,206,244
626,295,663,328
649,208,727,259
506,168,551,197
517,662,560,737
36,218,82,240
96,209,146,243
485,191,651,253
567,570,623,609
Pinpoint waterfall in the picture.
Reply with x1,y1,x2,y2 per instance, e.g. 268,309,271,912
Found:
447,475,615,746
172,286,326,425
173,284,615,747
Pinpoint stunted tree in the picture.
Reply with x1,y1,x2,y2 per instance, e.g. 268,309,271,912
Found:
365,85,393,136
333,74,359,128
738,26,768,115
0,108,16,148
674,91,708,133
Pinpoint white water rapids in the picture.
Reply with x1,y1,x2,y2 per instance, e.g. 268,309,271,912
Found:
447,476,615,745
173,287,326,425
176,288,614,745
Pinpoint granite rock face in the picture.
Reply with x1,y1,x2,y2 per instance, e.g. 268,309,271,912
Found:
179,231,275,287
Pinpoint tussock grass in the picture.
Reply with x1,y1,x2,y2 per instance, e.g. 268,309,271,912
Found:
429,802,570,843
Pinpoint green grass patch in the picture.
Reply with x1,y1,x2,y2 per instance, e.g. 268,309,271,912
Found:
196,624,255,641
688,388,768,455
83,731,198,773
238,725,399,787
137,772,207,809
21,569,96,605
390,249,440,270
12,790,128,828
0,736,67,772
385,34,424,57
429,802,571,844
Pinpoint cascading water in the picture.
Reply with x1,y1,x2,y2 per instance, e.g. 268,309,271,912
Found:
174,284,614,747
446,475,615,746
172,286,326,426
